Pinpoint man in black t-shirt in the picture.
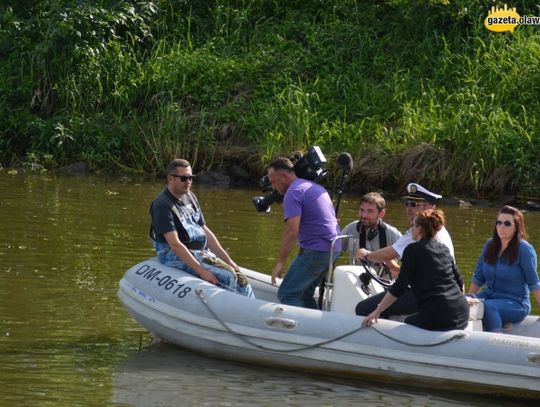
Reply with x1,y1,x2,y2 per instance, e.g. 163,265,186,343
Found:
150,158,253,297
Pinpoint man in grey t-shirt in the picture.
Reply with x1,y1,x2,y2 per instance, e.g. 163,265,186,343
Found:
341,192,401,277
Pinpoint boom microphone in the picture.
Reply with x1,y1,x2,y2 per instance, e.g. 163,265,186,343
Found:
337,152,353,173
334,151,353,217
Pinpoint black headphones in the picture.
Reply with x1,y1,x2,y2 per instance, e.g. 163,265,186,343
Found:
366,227,379,241
356,221,380,241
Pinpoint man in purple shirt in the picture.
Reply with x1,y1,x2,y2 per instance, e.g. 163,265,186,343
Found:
268,157,341,309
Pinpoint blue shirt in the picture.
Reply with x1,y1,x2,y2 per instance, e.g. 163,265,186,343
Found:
472,239,540,311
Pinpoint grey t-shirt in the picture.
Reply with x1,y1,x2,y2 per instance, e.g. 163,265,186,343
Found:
150,187,207,250
341,220,402,263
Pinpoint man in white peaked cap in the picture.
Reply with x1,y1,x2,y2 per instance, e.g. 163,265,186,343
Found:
402,182,442,203
355,182,455,317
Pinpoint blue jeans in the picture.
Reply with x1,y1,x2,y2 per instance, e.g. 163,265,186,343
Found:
278,249,340,309
480,298,528,332
152,241,254,298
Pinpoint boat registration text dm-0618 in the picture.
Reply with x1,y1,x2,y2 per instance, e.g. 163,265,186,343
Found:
134,264,193,299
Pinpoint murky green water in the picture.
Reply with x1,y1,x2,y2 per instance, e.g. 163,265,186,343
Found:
1,172,538,406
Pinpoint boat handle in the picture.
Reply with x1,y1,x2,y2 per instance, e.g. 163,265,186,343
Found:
265,317,297,330
528,352,540,364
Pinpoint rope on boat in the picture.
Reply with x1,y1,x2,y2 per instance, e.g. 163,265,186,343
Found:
195,288,466,352
241,274,273,285
371,326,467,346
196,288,361,352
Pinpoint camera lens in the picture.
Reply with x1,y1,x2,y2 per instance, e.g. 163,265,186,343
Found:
259,175,271,192
252,190,283,212
252,195,272,212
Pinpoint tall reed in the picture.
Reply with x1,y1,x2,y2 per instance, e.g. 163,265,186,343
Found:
1,0,539,196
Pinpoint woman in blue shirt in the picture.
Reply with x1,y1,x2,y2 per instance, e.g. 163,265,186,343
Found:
468,205,540,332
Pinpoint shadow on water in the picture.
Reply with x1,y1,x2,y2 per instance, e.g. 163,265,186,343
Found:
113,342,524,407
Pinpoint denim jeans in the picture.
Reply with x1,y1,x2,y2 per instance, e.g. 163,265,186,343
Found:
480,298,528,332
278,249,340,309
152,240,254,298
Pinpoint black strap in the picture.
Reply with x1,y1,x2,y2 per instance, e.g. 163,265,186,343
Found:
358,221,387,249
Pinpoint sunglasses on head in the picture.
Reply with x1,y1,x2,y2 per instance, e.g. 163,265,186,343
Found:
404,200,425,208
171,174,195,182
495,220,513,227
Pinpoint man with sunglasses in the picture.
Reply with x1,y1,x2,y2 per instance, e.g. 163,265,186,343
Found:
341,192,402,276
355,183,454,317
149,158,254,297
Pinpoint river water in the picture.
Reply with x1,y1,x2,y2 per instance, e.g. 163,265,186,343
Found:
1,172,538,406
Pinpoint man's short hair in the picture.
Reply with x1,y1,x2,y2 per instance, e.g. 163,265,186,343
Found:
267,157,295,173
165,159,191,176
360,192,386,212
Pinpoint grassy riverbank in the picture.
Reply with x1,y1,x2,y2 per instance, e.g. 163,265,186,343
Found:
1,1,539,197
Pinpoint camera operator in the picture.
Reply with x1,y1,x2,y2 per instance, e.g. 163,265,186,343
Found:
268,157,341,309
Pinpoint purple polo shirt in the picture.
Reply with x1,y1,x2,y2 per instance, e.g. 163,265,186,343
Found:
283,178,341,251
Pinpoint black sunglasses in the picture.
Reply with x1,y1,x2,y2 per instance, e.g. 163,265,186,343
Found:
171,174,195,182
404,200,424,208
495,220,513,227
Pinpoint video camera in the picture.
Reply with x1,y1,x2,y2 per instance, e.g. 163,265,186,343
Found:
252,146,327,213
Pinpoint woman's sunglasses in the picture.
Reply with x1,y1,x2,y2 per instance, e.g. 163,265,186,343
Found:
495,220,513,227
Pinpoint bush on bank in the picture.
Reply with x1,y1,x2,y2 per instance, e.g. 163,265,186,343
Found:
0,0,539,197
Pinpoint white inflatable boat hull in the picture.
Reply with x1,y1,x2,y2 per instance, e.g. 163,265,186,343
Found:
118,259,540,400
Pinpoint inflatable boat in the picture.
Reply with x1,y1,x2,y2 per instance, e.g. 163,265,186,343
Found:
118,258,540,400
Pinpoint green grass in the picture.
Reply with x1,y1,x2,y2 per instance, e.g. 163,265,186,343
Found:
0,0,539,197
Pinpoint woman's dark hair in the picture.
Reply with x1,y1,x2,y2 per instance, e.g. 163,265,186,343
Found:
414,209,445,240
484,205,528,265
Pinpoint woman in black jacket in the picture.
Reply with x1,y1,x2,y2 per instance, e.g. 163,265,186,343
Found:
362,209,469,331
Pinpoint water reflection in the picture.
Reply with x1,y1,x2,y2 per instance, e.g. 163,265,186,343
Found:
0,172,539,406
114,342,496,407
